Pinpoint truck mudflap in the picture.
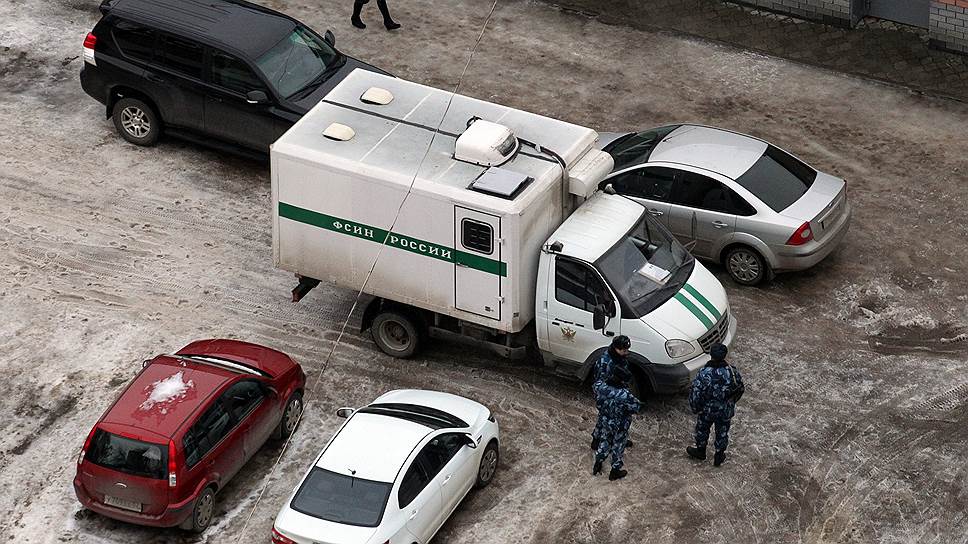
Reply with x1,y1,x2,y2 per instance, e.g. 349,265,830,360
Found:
291,275,320,302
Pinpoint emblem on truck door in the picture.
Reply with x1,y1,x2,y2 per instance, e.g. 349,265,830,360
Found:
561,326,576,340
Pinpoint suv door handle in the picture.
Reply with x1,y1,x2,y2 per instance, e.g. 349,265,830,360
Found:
648,208,664,216
145,74,165,84
712,221,728,228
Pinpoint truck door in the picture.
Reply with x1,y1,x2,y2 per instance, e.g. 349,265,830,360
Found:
545,256,619,366
454,207,502,320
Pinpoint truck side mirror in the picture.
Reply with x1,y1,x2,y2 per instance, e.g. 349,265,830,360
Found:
246,90,269,105
324,30,336,46
593,304,607,330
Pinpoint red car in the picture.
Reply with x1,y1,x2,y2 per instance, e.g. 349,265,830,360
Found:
74,339,306,532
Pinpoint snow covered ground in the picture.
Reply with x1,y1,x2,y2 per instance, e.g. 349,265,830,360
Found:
1,0,967,542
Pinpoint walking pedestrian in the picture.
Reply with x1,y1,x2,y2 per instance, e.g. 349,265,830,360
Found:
686,343,745,467
351,0,400,30
593,365,641,481
590,335,631,451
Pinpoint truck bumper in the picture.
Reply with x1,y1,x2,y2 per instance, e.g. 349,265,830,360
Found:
647,313,737,394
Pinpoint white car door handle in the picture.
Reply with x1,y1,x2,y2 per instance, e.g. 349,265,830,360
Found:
712,221,728,228
648,208,664,216
409,509,418,520
442,474,452,484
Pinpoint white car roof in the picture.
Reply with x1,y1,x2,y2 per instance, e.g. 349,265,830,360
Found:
317,413,430,483
648,125,767,180
547,193,644,263
373,389,486,426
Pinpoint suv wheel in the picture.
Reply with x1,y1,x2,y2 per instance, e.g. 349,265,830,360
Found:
371,310,422,358
112,97,161,146
273,392,303,440
725,246,768,286
182,486,215,533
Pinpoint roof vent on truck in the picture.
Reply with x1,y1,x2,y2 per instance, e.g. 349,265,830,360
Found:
454,118,518,167
360,87,394,105
322,123,355,141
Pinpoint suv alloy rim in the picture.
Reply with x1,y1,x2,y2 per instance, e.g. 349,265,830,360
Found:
728,250,761,283
120,106,150,138
479,447,497,482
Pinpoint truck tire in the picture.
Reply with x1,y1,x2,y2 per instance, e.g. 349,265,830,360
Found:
371,310,421,358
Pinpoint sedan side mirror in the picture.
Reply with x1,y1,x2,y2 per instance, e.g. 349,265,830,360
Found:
324,30,336,46
462,433,478,449
336,407,355,418
246,90,269,105
603,183,617,195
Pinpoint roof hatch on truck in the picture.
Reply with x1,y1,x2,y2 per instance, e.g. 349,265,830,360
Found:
455,119,518,167
469,167,533,199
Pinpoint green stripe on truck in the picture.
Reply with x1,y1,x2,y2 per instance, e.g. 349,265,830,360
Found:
278,202,508,277
682,283,722,321
674,292,714,329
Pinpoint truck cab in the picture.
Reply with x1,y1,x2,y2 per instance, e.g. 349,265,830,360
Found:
536,193,736,395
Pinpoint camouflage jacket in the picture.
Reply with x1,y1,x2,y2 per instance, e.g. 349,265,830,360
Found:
597,383,642,423
592,350,629,393
688,359,745,419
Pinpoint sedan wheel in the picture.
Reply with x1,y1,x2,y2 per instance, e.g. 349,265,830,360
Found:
273,393,304,440
725,246,768,286
474,441,499,489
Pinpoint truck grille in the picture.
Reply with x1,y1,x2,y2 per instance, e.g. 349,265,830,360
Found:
699,311,729,353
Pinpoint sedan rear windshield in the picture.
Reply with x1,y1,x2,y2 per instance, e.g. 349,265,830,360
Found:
734,145,817,212
86,429,167,480
290,468,392,527
604,125,679,171
256,26,341,99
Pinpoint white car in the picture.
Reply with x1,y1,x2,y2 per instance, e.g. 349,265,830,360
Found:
271,390,500,544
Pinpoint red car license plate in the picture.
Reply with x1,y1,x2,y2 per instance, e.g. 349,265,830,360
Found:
103,494,142,512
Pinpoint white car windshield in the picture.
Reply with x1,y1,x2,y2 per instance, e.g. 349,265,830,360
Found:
596,211,694,317
290,468,392,527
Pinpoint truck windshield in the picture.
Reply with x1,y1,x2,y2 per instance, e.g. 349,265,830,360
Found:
596,212,694,318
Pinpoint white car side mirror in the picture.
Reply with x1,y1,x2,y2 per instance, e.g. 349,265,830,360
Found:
462,433,478,449
335,407,355,418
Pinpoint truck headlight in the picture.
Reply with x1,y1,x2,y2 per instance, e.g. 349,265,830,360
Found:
665,339,695,358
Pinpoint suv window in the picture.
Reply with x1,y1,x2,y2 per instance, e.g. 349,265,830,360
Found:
607,166,676,201
112,20,155,62
183,395,232,468
555,257,612,313
210,50,265,94
158,34,203,79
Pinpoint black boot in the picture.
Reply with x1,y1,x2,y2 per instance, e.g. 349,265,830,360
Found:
351,16,366,29
713,450,726,467
608,467,628,481
626,439,634,448
590,437,600,451
351,0,366,28
686,446,706,460
592,459,603,475
384,19,400,30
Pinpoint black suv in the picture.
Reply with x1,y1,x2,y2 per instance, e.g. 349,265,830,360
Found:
81,0,386,154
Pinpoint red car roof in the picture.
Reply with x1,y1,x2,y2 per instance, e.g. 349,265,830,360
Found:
175,339,296,378
101,356,233,439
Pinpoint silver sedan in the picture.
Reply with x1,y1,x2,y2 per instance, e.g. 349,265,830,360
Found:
596,124,851,285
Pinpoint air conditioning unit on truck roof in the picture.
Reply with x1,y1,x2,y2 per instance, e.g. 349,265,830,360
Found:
271,70,737,396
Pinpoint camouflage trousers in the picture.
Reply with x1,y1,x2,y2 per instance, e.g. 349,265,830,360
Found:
694,413,731,452
595,416,632,470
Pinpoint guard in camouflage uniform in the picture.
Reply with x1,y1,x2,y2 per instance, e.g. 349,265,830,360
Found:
686,343,745,467
593,366,641,481
591,335,631,451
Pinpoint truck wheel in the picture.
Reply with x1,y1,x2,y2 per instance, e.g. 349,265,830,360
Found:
629,368,651,400
371,310,421,358
724,246,768,286
112,97,161,146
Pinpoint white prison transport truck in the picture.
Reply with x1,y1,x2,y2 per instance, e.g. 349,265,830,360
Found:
271,70,736,394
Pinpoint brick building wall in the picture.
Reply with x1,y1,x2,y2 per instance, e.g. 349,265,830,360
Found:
732,0,851,27
930,0,968,53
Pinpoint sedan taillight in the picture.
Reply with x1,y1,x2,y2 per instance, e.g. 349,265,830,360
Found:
271,527,297,544
785,221,814,246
